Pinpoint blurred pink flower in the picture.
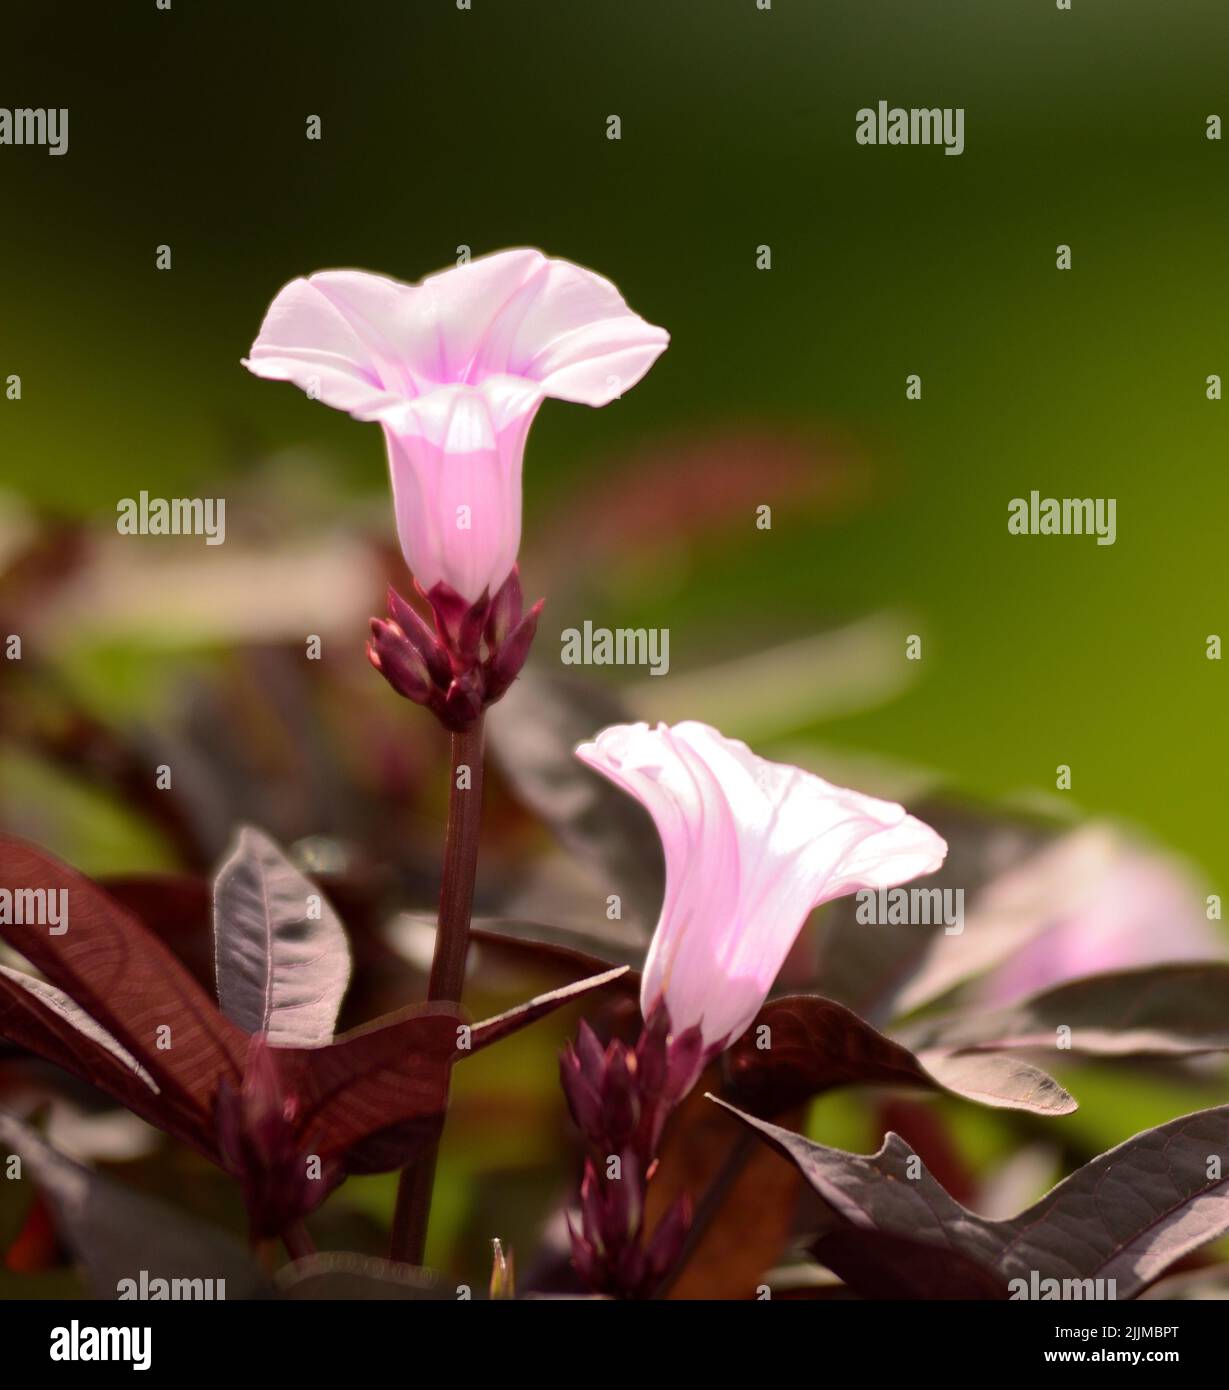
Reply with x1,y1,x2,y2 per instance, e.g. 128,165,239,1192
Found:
976,833,1224,1007
575,721,947,1048
244,249,668,602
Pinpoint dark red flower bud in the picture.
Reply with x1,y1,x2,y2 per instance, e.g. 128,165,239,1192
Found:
559,1044,605,1137
485,599,543,702
388,587,452,686
368,620,432,703
367,567,542,731
645,1192,693,1286
485,567,523,649
601,1044,641,1148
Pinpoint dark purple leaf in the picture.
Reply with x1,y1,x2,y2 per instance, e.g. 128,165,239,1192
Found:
277,1004,462,1165
100,874,214,991
714,1097,1229,1300
810,1228,1010,1299
723,994,1074,1117
467,966,631,1054
0,836,245,1152
0,965,157,1097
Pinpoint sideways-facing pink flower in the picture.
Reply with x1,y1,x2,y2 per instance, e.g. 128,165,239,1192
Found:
243,249,669,603
575,721,948,1050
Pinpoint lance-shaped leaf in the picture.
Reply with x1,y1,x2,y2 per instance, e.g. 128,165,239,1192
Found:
333,967,630,1172
0,964,159,1099
723,994,1075,1117
0,1111,270,1299
467,966,631,1054
898,962,1229,1059
714,1097,1229,1300
0,836,244,1151
213,826,351,1048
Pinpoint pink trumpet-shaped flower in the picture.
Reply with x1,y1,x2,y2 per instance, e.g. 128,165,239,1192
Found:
576,721,948,1050
243,249,669,603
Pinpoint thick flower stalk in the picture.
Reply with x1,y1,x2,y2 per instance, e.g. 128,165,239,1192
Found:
562,719,947,1294
244,248,669,727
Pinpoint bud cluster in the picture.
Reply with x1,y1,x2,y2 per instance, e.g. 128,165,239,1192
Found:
559,1006,707,1297
367,567,543,731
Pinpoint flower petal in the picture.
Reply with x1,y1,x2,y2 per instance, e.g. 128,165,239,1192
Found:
244,251,668,412
383,379,539,601
576,721,947,1048
242,270,421,414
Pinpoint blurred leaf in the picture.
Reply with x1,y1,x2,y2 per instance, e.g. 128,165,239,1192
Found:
487,669,662,935
0,1111,269,1300
276,1251,450,1300
625,616,918,740
212,826,351,1047
917,1050,1074,1114
1139,1266,1229,1301
715,1097,1229,1300
900,963,1229,1058
320,969,626,1174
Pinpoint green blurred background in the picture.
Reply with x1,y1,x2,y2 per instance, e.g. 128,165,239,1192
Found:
3,0,1225,879
2,0,1228,1287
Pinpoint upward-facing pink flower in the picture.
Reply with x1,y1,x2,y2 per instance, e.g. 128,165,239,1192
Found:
243,249,669,603
576,721,948,1049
